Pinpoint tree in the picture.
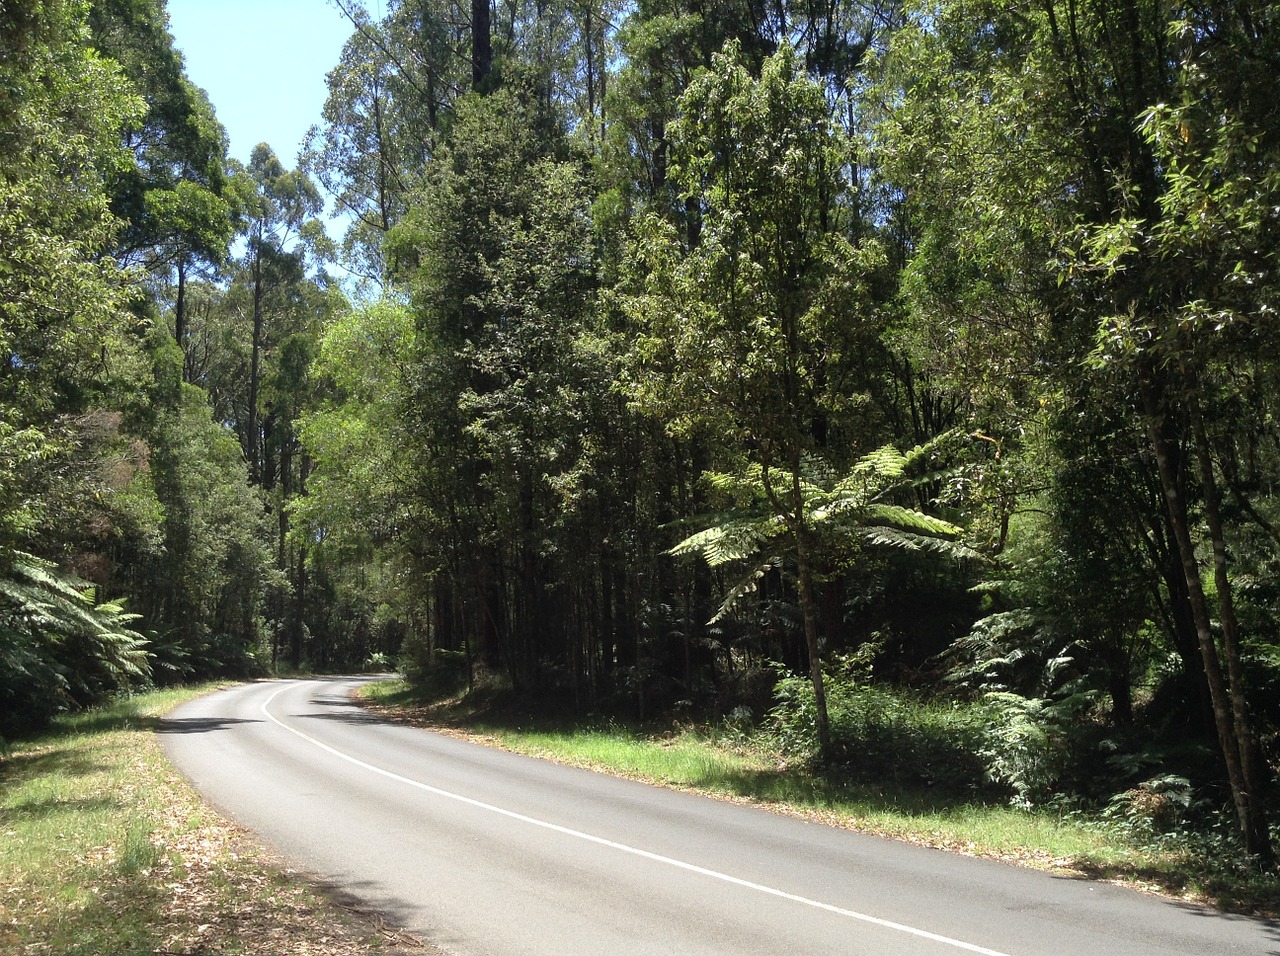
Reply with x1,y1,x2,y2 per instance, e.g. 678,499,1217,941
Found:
624,42,889,754
672,439,970,756
235,143,328,484
305,1,452,285
88,0,237,358
874,0,1275,861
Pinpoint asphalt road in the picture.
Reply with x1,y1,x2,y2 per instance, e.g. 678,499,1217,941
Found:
161,677,1279,955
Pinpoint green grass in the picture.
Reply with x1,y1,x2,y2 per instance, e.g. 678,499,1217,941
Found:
0,687,206,954
0,683,412,955
361,678,1280,915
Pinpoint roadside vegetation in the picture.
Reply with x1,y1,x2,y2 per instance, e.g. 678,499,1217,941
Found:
360,677,1280,918
0,685,427,956
5,0,1280,921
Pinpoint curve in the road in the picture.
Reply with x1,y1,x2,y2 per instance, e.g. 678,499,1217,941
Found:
259,683,1010,956
162,678,1280,956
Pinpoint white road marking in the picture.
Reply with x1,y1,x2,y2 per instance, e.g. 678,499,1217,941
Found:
262,681,1016,956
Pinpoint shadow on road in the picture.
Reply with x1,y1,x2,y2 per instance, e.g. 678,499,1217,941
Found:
297,691,389,727
1177,903,1280,955
1050,872,1280,952
298,709,387,726
156,716,262,734
306,873,444,955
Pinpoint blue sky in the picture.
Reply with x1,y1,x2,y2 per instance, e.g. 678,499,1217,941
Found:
166,0,360,168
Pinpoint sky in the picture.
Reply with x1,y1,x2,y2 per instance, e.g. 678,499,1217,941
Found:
165,0,362,169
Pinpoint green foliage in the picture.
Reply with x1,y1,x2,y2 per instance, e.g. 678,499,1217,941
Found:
771,662,990,796
625,40,880,447
672,436,971,622
294,299,415,562
0,553,149,739
1104,774,1195,841
977,690,1097,809
140,384,273,676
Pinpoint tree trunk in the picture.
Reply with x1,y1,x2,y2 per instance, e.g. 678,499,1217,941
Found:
174,256,188,380
763,455,832,761
794,534,832,761
1188,393,1273,864
248,244,264,483
471,0,491,90
1142,375,1273,863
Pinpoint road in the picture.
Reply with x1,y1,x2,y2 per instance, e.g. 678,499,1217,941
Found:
161,677,1278,956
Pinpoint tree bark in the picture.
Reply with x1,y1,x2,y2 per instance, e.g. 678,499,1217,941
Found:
472,0,491,90
174,256,188,378
248,242,264,483
1188,392,1273,864
761,454,832,761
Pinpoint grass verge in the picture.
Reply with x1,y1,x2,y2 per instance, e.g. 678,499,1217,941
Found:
0,684,429,955
359,679,1280,917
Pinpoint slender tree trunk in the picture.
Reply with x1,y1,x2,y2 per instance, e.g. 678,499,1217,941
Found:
1188,392,1274,864
248,244,264,483
794,532,831,761
472,0,491,89
762,455,832,760
174,256,188,380
584,1,595,126
291,453,310,669
1141,375,1272,863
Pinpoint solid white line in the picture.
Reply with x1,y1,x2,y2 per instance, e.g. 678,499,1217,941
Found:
262,681,1015,956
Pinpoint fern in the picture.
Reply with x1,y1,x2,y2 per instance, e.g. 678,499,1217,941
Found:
669,515,784,566
709,556,782,623
670,439,974,625
0,552,150,736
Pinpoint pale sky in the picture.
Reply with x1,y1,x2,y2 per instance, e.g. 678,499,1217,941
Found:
165,0,359,168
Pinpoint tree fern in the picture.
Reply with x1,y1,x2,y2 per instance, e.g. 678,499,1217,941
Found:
0,552,150,737
670,436,976,620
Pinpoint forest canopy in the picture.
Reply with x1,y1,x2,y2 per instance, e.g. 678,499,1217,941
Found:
2,0,1278,864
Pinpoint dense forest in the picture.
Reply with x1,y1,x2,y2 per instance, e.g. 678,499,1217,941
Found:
2,0,1278,863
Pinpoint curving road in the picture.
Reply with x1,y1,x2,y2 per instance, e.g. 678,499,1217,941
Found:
161,677,1278,956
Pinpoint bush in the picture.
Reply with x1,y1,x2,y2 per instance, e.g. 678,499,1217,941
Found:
770,666,990,796
399,631,469,695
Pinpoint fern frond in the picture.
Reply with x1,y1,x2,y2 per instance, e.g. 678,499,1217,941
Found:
861,503,962,538
670,515,785,566
709,556,781,624
0,551,151,693
857,525,979,558
897,428,963,475
851,443,908,479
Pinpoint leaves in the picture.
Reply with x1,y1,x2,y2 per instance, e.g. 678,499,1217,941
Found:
671,440,971,624
0,553,149,736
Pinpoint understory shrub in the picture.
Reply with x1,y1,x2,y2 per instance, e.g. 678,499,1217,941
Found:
977,690,1097,807
771,666,990,796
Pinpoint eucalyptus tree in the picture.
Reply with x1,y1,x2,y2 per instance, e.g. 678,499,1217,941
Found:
87,0,237,356
234,144,328,484
306,0,459,284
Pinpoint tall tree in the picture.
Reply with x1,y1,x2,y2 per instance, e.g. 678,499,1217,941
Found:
625,42,887,753
88,0,237,361
235,144,327,484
